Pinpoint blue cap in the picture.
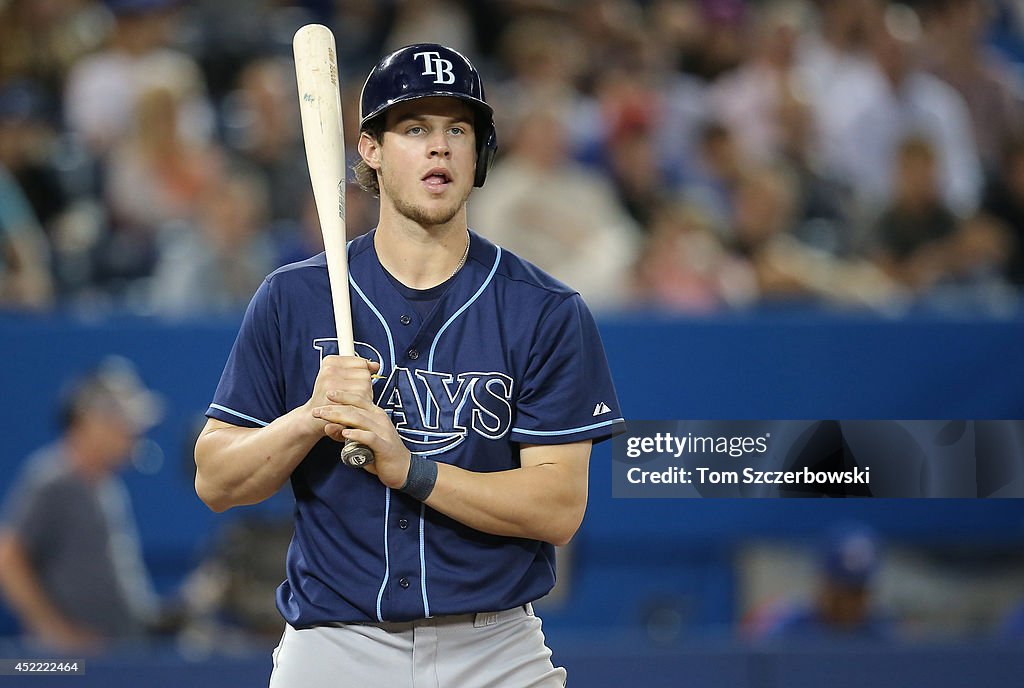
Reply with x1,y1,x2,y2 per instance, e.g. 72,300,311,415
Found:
821,525,881,588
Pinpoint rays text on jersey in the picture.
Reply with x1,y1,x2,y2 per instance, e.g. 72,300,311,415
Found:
315,338,513,456
377,367,514,456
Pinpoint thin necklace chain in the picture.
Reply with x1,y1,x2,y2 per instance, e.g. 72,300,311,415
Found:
448,232,470,281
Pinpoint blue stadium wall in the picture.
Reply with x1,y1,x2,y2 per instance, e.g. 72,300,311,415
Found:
1,309,1023,686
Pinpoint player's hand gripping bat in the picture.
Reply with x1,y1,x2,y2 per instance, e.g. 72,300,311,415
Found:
293,24,374,467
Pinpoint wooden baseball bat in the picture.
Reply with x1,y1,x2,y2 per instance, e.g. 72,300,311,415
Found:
293,24,374,467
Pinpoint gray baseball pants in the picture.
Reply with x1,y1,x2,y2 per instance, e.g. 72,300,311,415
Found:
268,603,567,687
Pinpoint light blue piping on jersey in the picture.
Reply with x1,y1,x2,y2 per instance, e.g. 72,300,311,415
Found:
349,275,397,370
422,246,502,427
426,246,502,375
416,245,502,617
350,258,398,623
419,502,429,617
375,488,392,622
511,417,624,436
208,404,269,427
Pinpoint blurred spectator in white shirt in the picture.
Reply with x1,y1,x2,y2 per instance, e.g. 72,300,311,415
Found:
796,0,883,173
825,4,983,216
64,0,214,158
709,0,810,163
470,99,641,312
921,0,1024,174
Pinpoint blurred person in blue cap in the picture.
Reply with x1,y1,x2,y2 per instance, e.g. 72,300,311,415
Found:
0,356,164,651
757,524,894,639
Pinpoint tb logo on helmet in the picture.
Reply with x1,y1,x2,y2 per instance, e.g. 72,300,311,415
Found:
360,43,497,186
414,51,455,85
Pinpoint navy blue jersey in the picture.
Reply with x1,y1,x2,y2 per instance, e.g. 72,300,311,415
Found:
206,230,624,626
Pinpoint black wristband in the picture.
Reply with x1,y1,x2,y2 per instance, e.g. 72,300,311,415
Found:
400,454,437,501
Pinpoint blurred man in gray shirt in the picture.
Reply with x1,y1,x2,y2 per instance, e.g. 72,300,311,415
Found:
0,357,162,651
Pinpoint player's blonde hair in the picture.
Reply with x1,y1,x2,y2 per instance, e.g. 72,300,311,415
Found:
352,118,384,197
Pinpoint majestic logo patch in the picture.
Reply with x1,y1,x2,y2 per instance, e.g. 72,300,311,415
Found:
313,339,513,456
413,51,456,85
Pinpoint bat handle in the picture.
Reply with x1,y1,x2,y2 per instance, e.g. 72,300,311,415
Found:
341,439,375,467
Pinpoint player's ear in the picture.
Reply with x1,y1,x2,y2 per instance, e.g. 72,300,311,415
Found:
358,131,382,171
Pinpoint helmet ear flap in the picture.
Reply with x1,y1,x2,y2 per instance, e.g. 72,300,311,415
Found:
474,125,497,187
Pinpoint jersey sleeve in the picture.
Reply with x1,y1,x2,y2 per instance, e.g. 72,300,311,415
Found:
510,293,625,445
206,278,285,427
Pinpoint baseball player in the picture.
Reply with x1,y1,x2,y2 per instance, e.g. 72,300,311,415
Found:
194,43,624,687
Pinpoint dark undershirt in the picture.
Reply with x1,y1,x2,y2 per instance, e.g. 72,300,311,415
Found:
383,269,459,319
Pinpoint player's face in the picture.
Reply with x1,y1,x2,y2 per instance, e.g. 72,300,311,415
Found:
376,97,477,227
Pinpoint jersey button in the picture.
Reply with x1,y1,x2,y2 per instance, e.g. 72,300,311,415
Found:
408,349,419,360
398,518,409,529
399,577,410,589
400,314,411,325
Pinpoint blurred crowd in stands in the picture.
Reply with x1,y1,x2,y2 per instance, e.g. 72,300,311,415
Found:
0,0,1023,316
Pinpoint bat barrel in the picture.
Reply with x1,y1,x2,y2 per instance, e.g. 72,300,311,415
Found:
295,24,375,466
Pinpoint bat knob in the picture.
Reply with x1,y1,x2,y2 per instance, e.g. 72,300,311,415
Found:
341,441,375,467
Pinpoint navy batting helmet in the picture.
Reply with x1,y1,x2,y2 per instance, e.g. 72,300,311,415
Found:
359,44,497,187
